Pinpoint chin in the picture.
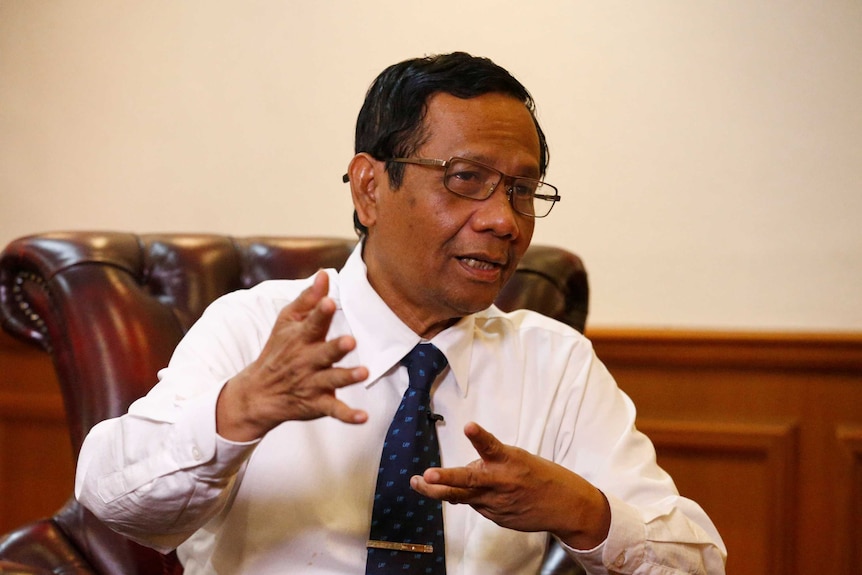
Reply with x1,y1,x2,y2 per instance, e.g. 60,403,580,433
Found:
447,290,500,316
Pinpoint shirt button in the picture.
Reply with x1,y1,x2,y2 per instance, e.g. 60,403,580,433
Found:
192,446,202,461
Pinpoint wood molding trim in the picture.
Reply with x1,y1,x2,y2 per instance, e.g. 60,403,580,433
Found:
585,328,862,371
0,392,64,421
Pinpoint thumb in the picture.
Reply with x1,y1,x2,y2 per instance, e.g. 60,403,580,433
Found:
464,422,507,464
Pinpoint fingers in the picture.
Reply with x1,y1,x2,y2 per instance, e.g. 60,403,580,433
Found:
323,389,369,424
322,362,369,393
292,272,336,342
220,270,369,437
308,334,356,372
410,474,449,500
412,423,521,506
269,270,364,381
283,271,330,322
417,464,487,502
411,471,476,505
274,271,340,348
302,291,338,342
291,363,368,426
411,423,501,500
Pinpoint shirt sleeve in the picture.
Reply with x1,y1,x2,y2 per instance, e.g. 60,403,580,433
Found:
557,348,728,574
566,495,727,574
74,288,275,553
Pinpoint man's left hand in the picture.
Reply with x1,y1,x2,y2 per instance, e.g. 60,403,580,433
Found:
410,421,611,551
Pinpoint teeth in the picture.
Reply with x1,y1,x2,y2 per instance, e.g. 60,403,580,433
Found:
461,257,497,270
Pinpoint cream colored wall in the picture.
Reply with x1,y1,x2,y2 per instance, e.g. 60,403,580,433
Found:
1,1,860,331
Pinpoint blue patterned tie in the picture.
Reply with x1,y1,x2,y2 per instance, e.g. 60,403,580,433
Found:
366,343,448,574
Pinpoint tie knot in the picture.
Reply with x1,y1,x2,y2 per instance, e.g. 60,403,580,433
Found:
401,343,448,393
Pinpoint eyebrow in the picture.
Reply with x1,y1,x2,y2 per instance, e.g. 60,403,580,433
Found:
461,154,541,179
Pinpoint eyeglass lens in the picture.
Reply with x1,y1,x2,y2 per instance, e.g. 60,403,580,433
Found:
443,158,555,217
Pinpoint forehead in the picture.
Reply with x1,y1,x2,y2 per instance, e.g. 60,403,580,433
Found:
420,92,542,171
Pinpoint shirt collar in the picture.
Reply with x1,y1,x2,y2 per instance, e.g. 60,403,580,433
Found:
339,242,474,398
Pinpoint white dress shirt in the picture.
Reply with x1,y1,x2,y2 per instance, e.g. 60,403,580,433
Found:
75,245,726,574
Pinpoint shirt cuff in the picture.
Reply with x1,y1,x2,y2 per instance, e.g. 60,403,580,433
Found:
170,380,259,480
564,494,646,574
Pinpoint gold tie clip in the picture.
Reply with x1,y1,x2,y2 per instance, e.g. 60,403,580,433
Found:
366,540,434,554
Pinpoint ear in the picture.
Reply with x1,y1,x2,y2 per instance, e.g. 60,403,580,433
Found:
348,153,384,230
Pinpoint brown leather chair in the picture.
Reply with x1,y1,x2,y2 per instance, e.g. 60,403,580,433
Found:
0,232,589,575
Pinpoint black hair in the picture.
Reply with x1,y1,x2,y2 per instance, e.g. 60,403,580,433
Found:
350,52,549,236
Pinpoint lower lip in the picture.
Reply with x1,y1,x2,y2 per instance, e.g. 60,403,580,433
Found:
457,258,503,283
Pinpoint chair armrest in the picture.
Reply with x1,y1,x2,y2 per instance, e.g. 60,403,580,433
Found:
0,519,95,575
540,541,587,575
0,561,52,575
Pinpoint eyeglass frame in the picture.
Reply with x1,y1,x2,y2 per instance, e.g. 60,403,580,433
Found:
386,156,561,218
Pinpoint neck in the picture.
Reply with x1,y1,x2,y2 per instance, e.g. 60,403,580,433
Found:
360,243,463,339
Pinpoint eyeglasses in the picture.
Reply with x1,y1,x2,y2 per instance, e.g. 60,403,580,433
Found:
388,156,560,218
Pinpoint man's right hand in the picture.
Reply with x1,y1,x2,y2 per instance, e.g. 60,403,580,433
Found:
216,271,369,442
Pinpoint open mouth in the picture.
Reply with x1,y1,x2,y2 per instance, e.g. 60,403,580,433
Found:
456,256,505,272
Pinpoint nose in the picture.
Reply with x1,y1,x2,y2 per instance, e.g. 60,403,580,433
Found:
471,180,523,239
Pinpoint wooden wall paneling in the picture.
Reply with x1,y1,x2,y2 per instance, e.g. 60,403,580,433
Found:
2,326,861,574
0,330,72,534
638,419,798,575
836,426,862,574
589,328,862,575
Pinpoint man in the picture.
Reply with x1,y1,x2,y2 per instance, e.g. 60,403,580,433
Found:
75,52,726,574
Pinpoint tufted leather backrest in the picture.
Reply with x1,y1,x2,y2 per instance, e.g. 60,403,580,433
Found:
2,234,362,455
0,231,588,575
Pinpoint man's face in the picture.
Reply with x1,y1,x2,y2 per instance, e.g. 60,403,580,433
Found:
353,92,540,338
